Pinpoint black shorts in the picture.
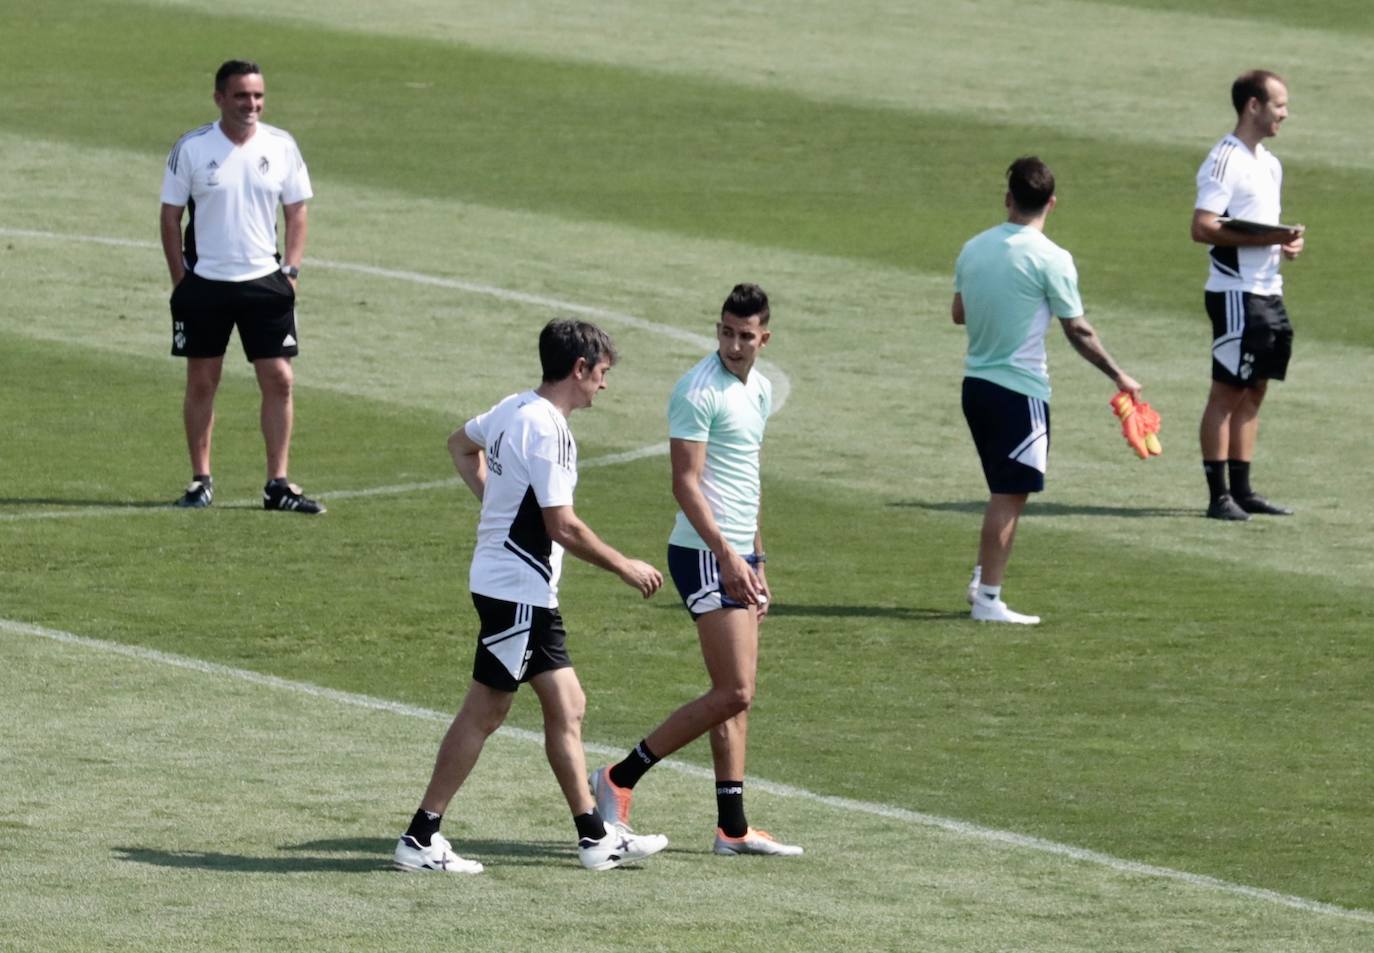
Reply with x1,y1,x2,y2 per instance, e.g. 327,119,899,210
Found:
962,377,1050,495
667,544,764,619
170,270,299,362
1206,291,1293,387
470,593,571,692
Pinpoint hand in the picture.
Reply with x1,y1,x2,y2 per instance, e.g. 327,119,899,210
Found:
719,550,763,606
1114,374,1143,403
754,568,771,622
618,559,663,599
1281,230,1304,261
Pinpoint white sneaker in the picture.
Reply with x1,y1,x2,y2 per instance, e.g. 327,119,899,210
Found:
970,597,1040,625
589,765,634,827
578,822,668,871
392,833,484,874
713,827,804,856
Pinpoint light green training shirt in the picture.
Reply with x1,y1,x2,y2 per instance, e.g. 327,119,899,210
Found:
954,222,1083,402
667,352,772,555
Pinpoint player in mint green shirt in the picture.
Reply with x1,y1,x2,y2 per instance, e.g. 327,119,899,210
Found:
953,157,1141,625
589,284,802,858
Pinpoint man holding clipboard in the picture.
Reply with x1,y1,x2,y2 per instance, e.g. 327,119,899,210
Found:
1191,69,1304,521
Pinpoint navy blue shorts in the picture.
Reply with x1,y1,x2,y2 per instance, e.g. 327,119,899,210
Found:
667,545,763,619
962,377,1049,495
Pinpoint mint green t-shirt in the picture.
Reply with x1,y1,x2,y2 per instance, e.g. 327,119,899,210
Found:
667,352,772,555
954,222,1083,402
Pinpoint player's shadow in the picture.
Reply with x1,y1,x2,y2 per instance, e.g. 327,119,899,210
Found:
113,837,568,874
768,604,967,621
888,499,1195,518
0,497,172,509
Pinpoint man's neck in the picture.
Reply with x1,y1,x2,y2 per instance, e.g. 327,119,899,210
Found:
218,119,257,147
1231,123,1266,153
1006,210,1047,232
534,382,575,418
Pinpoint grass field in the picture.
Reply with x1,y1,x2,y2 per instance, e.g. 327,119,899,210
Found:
2,2,1373,951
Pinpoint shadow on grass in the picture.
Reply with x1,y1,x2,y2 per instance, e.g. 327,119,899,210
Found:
888,499,1196,518
113,837,574,873
769,604,967,621
0,497,172,509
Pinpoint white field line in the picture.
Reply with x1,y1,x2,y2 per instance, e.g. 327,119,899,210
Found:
1,226,783,522
0,443,669,522
4,615,1372,926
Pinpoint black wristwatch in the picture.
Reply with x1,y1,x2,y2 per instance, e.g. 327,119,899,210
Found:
280,264,300,279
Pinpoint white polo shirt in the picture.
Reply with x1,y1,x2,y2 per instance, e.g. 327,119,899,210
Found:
464,391,578,608
1195,133,1284,295
161,120,313,281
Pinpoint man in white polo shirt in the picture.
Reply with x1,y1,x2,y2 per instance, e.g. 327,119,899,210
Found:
160,59,322,514
1191,69,1305,521
954,157,1141,624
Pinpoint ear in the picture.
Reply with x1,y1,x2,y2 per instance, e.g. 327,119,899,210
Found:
1004,191,1013,210
571,356,589,379
1046,194,1058,212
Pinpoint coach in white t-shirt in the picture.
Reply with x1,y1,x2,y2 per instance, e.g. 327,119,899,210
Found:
1191,69,1305,521
392,319,670,875
159,60,323,514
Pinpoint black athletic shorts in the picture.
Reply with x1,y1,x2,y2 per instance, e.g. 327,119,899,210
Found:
470,593,571,692
1206,290,1293,387
170,270,299,362
962,376,1050,495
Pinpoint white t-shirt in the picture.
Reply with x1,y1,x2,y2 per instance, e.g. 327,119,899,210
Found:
464,391,578,608
160,120,313,281
1195,133,1284,295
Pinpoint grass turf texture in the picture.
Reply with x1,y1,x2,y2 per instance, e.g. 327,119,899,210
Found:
3,0,1374,949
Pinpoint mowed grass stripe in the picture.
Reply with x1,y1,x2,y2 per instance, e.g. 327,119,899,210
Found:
2,2,1367,346
140,0,1374,158
5,615,1373,942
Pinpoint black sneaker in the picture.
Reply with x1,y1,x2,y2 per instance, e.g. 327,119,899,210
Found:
173,479,213,508
1236,494,1293,516
263,480,326,514
1206,494,1250,521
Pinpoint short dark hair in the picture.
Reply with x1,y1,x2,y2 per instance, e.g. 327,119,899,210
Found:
721,283,770,325
215,60,262,93
1231,69,1284,115
539,319,617,383
1006,156,1055,214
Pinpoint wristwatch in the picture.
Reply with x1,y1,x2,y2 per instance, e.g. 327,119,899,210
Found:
280,264,300,279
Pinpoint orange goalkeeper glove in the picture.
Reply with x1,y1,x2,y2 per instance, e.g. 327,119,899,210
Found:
1109,391,1162,459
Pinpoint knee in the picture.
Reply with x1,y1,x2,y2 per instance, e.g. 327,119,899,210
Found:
256,362,294,399
710,683,754,720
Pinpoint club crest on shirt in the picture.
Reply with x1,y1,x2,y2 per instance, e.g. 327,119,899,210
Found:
258,156,270,175
206,159,219,186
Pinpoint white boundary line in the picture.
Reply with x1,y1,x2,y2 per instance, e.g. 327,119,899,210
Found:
0,228,787,521
3,615,1371,926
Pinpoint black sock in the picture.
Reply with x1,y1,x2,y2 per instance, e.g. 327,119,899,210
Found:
609,740,660,790
266,477,288,488
1203,460,1228,502
574,809,607,841
715,780,747,837
1227,460,1253,499
404,808,442,847
193,473,212,485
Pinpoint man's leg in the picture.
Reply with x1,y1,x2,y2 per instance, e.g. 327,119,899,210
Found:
418,680,514,814
183,356,223,477
1199,380,1253,520
971,492,1039,624
528,667,595,815
642,608,756,761
253,356,294,482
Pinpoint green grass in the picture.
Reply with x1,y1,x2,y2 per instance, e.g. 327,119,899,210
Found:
4,1,1374,950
